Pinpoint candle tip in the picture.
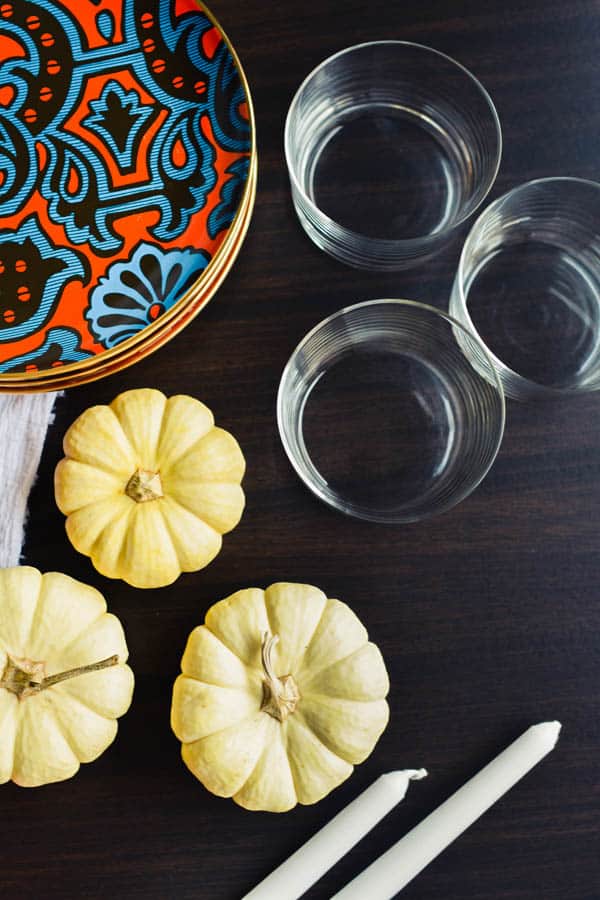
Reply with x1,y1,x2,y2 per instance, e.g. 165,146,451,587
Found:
380,769,428,794
530,720,562,747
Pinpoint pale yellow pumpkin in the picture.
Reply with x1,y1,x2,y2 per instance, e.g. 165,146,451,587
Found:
0,567,134,787
55,388,245,589
171,583,390,812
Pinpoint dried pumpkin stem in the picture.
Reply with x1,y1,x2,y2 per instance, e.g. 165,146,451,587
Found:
125,468,163,502
35,654,119,690
260,632,300,723
0,654,119,700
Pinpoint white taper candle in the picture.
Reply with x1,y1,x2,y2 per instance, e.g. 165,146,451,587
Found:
333,721,561,899
243,769,427,900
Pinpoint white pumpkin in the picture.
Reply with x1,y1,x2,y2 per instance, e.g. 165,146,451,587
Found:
171,583,390,811
0,567,134,787
54,388,246,589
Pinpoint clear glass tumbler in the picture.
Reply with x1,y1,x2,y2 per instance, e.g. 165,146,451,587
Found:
277,299,505,523
449,177,600,400
284,41,502,270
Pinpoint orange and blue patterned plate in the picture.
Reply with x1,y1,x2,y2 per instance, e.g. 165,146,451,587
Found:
7,151,256,390
0,0,254,385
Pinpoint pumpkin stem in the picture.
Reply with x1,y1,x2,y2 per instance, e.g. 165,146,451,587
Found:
125,468,163,502
0,654,119,701
260,632,300,723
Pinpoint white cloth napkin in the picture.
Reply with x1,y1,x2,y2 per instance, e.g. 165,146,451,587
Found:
0,393,59,567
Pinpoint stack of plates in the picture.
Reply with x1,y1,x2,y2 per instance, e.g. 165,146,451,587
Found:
0,0,256,392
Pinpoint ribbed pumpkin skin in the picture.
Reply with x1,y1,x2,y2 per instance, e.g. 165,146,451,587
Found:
0,567,134,787
171,583,390,812
54,388,246,589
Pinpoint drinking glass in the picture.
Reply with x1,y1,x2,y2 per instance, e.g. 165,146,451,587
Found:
278,299,505,523
284,41,502,270
450,177,600,400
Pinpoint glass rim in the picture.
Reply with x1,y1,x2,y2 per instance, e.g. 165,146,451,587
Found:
283,40,503,250
454,175,600,398
277,298,506,523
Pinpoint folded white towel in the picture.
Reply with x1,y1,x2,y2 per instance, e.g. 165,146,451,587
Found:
0,392,59,567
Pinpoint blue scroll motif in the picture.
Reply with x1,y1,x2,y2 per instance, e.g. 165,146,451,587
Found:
0,215,87,342
86,241,210,348
0,0,251,253
0,327,92,372
208,157,250,239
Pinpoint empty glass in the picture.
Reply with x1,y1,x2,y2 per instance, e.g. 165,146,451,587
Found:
449,177,600,400
277,300,505,523
284,41,502,270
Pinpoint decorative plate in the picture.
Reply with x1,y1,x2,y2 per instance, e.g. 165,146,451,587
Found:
0,0,253,377
0,150,256,391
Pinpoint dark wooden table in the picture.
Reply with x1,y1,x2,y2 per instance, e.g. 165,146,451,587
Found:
4,1,600,897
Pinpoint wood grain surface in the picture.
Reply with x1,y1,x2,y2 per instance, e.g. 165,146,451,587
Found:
3,1,600,897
